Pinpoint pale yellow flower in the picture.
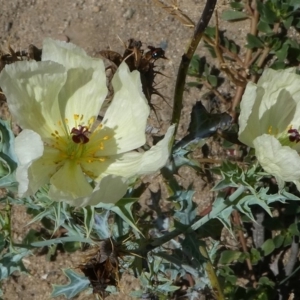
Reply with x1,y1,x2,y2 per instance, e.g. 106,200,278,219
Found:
0,38,175,206
239,68,300,189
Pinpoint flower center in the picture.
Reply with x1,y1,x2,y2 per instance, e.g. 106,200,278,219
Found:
49,114,112,177
287,128,300,143
71,125,90,144
268,125,300,148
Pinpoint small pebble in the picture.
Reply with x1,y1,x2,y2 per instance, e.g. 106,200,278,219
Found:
4,21,13,32
159,40,168,50
92,5,101,13
123,8,135,20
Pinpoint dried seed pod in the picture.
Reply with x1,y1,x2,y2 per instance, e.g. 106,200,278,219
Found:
78,238,125,298
0,44,41,73
122,38,169,116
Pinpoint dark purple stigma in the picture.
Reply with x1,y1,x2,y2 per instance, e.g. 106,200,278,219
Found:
71,126,90,144
288,128,300,143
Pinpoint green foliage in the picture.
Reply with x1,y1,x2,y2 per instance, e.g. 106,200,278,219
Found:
0,246,30,281
0,120,17,191
188,55,223,88
51,269,90,299
221,10,248,21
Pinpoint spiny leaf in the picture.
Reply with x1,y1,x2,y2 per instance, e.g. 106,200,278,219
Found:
99,198,142,235
83,205,94,238
0,248,30,280
94,211,110,239
0,120,17,190
0,120,17,162
172,187,197,225
172,144,203,172
31,236,93,247
51,269,89,299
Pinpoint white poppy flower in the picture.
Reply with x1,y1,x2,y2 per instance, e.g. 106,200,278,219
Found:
238,67,300,189
0,38,175,206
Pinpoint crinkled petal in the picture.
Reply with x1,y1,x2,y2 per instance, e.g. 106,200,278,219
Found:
260,68,300,128
239,82,258,136
49,160,93,200
101,152,143,178
42,39,108,129
254,134,300,188
14,130,44,196
259,89,297,136
239,68,300,147
257,68,300,109
57,66,107,129
80,159,112,180
16,164,32,197
15,129,44,164
0,61,66,137
136,124,175,175
42,38,104,71
77,175,128,206
27,146,64,195
103,125,175,177
101,62,150,154
50,175,128,207
86,125,117,157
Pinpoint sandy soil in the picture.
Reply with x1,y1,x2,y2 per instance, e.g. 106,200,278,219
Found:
0,0,245,299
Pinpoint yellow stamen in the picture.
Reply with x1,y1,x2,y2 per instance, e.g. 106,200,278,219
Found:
268,126,273,134
88,116,95,126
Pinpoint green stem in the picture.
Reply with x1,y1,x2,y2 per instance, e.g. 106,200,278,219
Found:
200,245,225,300
171,0,217,135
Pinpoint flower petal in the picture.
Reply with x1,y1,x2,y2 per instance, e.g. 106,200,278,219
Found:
239,68,300,147
260,89,297,137
253,134,300,188
57,66,108,129
42,38,103,71
0,61,66,137
27,145,65,195
14,129,44,196
103,124,175,177
258,68,300,106
136,124,175,175
49,175,128,207
42,39,108,129
15,129,44,164
101,62,150,154
49,160,93,200
41,39,108,130
238,82,259,145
